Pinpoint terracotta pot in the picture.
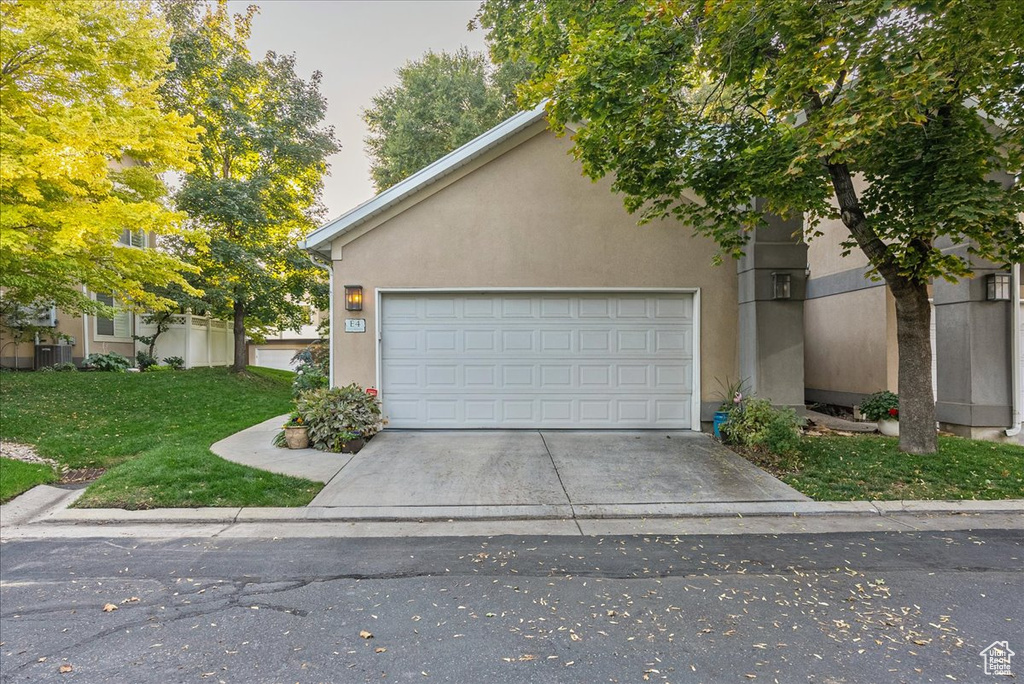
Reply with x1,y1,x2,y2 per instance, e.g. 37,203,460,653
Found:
283,426,310,449
877,419,899,437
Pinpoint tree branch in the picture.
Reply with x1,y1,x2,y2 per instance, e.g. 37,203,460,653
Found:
805,89,904,289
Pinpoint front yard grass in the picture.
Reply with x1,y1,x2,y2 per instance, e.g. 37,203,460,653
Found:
0,367,320,509
0,457,58,504
744,434,1024,501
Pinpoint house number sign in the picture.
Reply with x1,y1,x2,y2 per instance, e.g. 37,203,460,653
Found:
344,319,366,333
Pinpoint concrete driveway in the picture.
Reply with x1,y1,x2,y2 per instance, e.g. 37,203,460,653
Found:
309,431,808,512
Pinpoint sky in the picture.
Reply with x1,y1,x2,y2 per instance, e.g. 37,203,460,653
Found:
228,0,488,222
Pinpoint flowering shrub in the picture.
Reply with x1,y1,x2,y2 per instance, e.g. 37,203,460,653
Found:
715,377,750,412
859,391,899,421
291,342,328,398
297,384,384,452
283,411,306,428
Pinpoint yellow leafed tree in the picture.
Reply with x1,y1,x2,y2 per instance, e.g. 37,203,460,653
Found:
0,0,200,315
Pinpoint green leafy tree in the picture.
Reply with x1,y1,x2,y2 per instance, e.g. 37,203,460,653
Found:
161,1,338,372
479,0,1024,454
0,0,199,316
363,47,525,191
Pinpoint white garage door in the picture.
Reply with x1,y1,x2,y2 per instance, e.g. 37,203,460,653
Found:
380,292,697,429
254,348,298,371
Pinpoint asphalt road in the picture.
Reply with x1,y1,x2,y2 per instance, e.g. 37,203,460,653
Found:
1,530,1021,683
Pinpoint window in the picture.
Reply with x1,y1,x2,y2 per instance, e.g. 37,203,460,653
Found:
95,294,132,339
118,229,147,248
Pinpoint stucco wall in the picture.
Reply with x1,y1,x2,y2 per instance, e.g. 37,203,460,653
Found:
0,309,134,369
805,175,872,279
328,123,739,407
804,286,894,399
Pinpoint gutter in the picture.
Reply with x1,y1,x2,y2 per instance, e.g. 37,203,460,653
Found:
1007,261,1021,437
307,252,334,388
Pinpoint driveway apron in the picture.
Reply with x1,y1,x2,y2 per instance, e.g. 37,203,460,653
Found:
309,431,569,507
309,430,807,509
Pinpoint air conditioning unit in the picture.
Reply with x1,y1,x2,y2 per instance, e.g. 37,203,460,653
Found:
34,344,73,369
21,304,57,328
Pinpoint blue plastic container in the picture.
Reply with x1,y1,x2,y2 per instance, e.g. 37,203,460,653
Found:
713,411,730,439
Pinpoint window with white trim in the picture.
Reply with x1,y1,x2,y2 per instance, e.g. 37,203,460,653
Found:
95,294,132,339
118,229,147,248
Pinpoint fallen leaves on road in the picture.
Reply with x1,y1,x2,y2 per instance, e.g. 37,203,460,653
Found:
359,630,373,639
58,664,73,674
102,603,118,613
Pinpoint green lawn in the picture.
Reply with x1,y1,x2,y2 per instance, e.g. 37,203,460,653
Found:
0,457,58,504
750,434,1024,501
0,367,321,509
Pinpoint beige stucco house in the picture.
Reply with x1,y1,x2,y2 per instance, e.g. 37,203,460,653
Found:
302,105,807,431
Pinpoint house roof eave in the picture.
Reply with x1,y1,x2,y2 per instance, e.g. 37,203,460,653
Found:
302,101,549,255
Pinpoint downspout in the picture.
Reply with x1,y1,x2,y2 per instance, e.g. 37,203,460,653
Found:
81,285,90,361
307,251,335,388
1006,262,1021,437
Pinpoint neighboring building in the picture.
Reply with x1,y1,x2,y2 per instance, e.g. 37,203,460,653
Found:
804,176,1023,444
302,104,808,431
247,311,325,371
0,229,233,371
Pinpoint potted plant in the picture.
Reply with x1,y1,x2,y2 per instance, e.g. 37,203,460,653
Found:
713,377,749,439
336,430,364,454
282,412,310,449
859,391,900,436
297,384,385,454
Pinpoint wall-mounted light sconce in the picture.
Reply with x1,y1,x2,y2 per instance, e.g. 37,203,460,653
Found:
344,285,363,311
986,273,1011,301
772,272,792,300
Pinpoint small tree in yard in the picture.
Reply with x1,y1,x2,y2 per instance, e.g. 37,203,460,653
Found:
160,1,338,372
478,0,1024,454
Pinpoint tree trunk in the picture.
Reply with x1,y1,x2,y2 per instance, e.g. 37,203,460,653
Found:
231,301,247,373
148,311,172,359
818,148,938,453
890,280,938,454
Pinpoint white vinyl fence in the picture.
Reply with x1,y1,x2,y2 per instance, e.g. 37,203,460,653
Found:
135,314,233,369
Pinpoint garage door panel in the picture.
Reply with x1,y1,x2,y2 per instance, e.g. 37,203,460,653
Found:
381,292,695,428
502,297,533,317
540,297,572,317
540,365,572,387
617,330,650,352
656,296,691,318
540,330,572,351
502,330,534,351
463,299,495,317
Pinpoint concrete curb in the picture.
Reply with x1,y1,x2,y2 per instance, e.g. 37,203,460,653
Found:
0,486,83,527
870,500,1024,514
11,494,1023,526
